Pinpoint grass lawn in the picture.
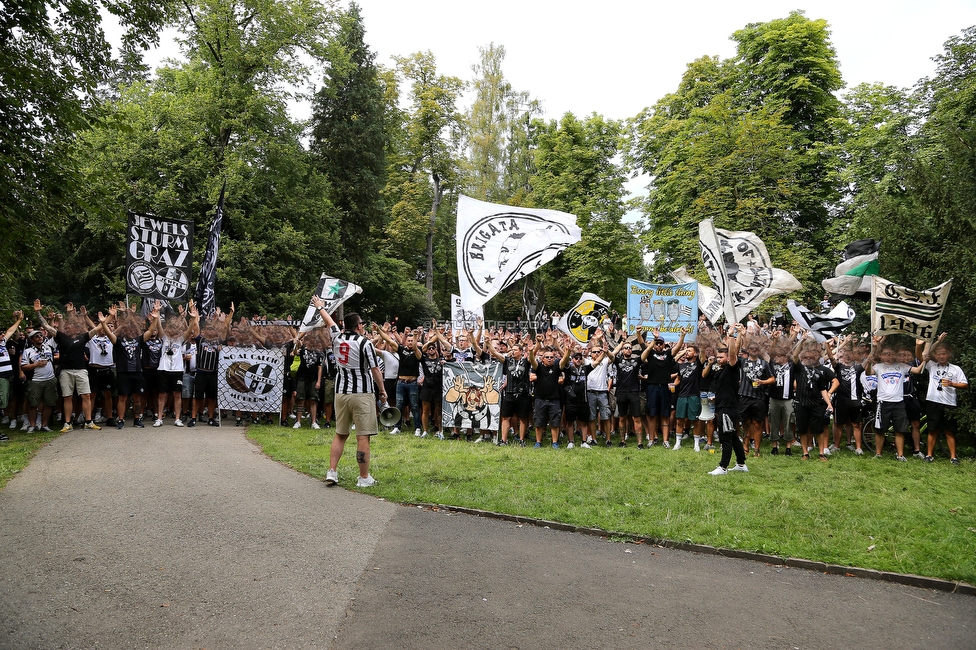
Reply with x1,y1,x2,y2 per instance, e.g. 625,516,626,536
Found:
247,424,976,585
0,426,62,489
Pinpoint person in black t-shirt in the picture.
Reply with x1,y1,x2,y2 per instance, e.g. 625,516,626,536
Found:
825,338,865,454
377,325,423,435
705,326,748,475
793,343,838,460
738,341,775,457
640,327,683,448
608,337,646,448
674,345,705,451
530,335,571,448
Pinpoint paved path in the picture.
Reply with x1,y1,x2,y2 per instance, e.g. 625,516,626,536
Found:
1,425,973,649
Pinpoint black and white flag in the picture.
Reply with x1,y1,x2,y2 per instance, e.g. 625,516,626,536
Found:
871,277,952,341
787,299,855,342
126,212,193,301
556,292,611,344
456,195,581,309
699,219,801,324
193,182,225,319
450,294,483,331
299,274,363,333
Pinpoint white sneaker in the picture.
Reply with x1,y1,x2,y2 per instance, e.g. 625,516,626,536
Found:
0,416,7,425
567,442,575,449
581,442,591,449
174,419,184,427
708,466,728,475
153,419,163,427
828,443,839,453
9,418,17,429
311,421,320,430
434,431,443,440
20,419,29,431
729,464,749,472
293,421,302,429
663,441,671,449
391,427,401,435
414,428,422,437
93,414,107,424
822,447,831,456
855,448,865,455
913,450,926,460
288,412,297,420
26,426,36,433
356,474,377,488
673,442,681,450
324,469,338,485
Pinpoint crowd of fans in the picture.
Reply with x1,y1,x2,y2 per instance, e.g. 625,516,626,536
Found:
0,300,968,475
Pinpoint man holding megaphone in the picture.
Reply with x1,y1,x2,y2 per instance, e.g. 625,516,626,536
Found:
311,296,387,488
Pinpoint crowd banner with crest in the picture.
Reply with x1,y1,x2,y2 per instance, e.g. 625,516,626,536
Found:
218,346,285,412
626,279,698,341
441,361,503,432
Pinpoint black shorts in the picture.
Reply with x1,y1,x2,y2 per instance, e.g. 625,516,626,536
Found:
194,371,218,400
419,384,441,403
157,370,183,394
739,396,768,423
116,371,145,396
616,391,642,418
904,396,921,422
794,403,828,436
926,402,958,433
875,401,910,434
500,393,532,419
142,368,160,392
834,399,861,426
88,367,115,393
565,400,591,423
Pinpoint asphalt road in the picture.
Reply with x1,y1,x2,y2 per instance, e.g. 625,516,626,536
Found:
1,425,973,649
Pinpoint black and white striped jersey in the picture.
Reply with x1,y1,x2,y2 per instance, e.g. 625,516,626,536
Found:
330,325,380,394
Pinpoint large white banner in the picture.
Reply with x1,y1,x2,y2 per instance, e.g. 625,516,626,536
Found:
871,277,952,341
456,195,581,309
698,219,801,324
218,346,285,412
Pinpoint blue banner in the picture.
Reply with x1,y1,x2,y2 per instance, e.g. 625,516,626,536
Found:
626,279,699,341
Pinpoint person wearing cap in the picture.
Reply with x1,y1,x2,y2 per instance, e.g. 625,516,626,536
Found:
21,328,59,432
639,327,684,448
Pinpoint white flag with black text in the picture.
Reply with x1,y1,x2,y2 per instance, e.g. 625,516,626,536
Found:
871,277,951,341
456,195,581,309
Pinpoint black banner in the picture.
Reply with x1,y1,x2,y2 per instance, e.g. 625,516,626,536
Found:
126,211,194,301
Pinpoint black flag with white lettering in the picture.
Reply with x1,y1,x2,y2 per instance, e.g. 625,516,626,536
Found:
194,181,225,319
125,212,193,301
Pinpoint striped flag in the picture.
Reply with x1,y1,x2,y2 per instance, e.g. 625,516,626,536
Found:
871,277,952,341
193,181,226,319
787,300,855,343
822,239,880,297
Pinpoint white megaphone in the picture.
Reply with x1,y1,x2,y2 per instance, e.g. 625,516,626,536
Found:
379,402,401,428
699,394,715,421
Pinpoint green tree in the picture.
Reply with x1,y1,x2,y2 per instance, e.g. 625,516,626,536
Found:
310,2,386,265
0,0,174,301
385,51,466,304
531,113,643,309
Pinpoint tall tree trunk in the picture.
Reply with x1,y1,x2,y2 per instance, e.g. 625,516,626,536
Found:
426,172,442,302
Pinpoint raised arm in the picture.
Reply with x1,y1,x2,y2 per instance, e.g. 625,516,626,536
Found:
310,295,338,330
4,310,23,340
33,299,57,336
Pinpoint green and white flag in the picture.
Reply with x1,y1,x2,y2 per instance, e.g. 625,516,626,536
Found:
822,239,881,297
299,274,363,333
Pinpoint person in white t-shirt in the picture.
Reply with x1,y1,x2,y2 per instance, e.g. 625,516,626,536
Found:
863,335,912,461
915,336,968,464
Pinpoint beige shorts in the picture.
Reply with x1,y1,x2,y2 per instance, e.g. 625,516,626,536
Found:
335,393,378,436
59,368,91,396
